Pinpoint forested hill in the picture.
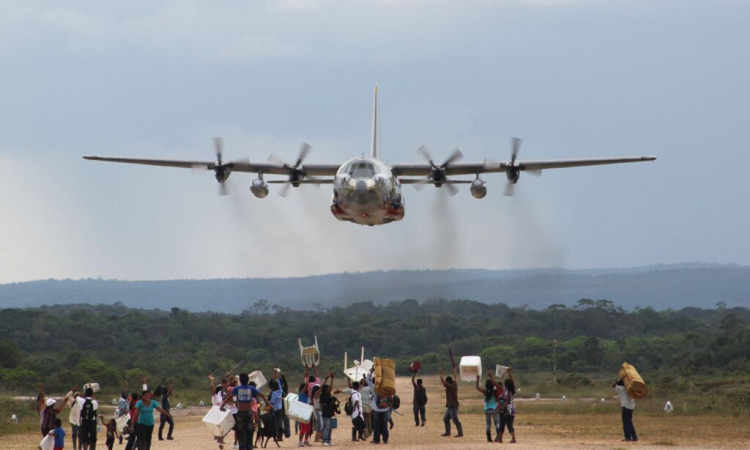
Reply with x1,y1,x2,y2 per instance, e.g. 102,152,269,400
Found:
0,301,748,393
0,264,748,313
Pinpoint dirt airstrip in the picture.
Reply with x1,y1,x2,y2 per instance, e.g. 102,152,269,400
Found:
6,377,748,450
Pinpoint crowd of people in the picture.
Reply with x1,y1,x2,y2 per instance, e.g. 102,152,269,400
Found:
36,378,173,450
33,361,642,449
206,362,520,449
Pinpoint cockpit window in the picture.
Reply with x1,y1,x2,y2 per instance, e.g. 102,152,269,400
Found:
349,162,375,178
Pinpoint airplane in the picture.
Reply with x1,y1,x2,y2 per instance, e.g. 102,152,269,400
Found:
84,85,656,226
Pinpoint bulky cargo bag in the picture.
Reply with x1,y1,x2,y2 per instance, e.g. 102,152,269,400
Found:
374,358,396,397
618,362,648,399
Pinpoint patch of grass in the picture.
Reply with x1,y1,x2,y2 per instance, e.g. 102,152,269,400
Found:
0,396,40,437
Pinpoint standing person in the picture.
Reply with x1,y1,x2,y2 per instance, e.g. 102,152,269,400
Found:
348,381,366,442
438,367,463,438
273,370,291,440
42,389,75,437
295,383,312,448
158,379,175,441
476,372,501,442
612,378,638,442
77,387,99,450
51,418,67,450
220,372,271,450
210,375,227,450
320,373,339,447
68,391,81,450
411,370,427,427
366,369,391,445
99,417,119,450
358,376,373,439
489,367,517,443
303,364,322,442
269,378,285,441
131,390,171,450
123,393,140,450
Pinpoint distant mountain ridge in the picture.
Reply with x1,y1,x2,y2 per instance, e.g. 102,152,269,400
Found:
0,263,748,312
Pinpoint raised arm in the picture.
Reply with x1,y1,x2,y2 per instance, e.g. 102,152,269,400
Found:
438,368,446,387
412,371,417,388
507,366,515,384
312,363,319,379
487,371,503,392
475,374,485,394
168,378,174,396
329,372,335,391
209,375,216,399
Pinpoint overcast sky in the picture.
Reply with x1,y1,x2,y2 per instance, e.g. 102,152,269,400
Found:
0,0,748,283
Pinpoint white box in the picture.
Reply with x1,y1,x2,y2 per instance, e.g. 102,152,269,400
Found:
495,365,509,378
202,406,235,438
459,356,482,382
284,393,314,424
249,371,267,389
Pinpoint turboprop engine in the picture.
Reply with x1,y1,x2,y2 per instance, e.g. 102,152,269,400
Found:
470,178,487,199
250,178,269,198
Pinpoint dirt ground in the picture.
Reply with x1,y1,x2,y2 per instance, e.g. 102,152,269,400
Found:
7,377,749,450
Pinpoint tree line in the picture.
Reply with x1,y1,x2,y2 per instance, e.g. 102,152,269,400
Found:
0,299,748,393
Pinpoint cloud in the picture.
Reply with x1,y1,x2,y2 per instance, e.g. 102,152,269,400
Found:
219,34,305,60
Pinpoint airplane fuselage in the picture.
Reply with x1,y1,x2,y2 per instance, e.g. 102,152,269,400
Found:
330,156,404,226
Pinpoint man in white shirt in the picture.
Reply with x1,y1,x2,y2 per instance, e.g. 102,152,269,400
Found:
77,388,100,450
68,392,81,450
612,379,638,442
347,382,366,442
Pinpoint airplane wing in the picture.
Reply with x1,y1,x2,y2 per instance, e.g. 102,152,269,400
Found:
82,156,342,176
390,156,656,176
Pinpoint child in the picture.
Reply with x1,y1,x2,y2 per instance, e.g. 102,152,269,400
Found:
297,383,312,447
100,416,119,450
51,418,66,450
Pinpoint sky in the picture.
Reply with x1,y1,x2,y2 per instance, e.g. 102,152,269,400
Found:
0,0,748,283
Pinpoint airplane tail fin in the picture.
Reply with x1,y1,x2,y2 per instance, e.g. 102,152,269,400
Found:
371,84,380,159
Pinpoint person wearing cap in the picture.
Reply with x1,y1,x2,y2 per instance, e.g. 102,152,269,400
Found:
41,386,77,437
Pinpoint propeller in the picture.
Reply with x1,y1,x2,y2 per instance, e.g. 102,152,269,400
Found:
191,137,240,196
414,146,464,196
503,137,540,196
268,142,313,197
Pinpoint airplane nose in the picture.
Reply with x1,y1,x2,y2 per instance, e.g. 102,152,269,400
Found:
355,179,368,195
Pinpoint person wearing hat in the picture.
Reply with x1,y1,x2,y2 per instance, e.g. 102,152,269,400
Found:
41,386,77,437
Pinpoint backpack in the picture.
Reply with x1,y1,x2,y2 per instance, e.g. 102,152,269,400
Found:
391,395,401,410
344,395,354,416
419,386,428,405
80,398,97,423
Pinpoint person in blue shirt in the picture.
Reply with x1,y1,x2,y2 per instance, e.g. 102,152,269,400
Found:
132,390,171,450
52,418,66,450
221,373,271,450
270,380,285,441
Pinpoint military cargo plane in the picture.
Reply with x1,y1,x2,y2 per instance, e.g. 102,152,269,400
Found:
84,85,656,226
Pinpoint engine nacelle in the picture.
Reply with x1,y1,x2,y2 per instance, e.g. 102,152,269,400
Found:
215,166,231,183
470,179,487,199
250,179,269,198
506,167,520,184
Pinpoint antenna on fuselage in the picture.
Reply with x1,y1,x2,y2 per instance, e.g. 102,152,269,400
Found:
371,83,380,159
